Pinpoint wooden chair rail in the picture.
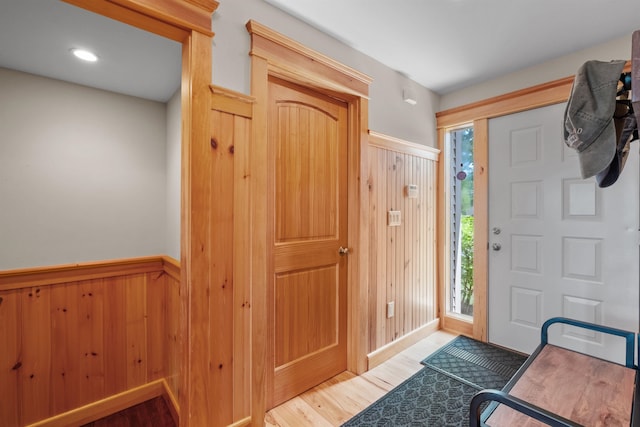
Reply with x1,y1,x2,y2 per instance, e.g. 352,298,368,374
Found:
0,256,176,292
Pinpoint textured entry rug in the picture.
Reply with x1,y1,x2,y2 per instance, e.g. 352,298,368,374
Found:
421,335,527,390
341,336,527,427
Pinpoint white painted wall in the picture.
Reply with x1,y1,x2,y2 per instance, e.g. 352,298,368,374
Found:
440,35,632,110
0,68,172,269
165,89,181,261
211,0,440,147
3,4,628,270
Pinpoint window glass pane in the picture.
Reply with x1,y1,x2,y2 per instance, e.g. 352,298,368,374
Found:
449,126,474,316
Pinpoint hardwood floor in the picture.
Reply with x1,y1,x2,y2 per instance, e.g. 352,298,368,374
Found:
265,330,458,426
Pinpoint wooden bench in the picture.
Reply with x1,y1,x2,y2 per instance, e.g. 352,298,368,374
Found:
470,317,639,426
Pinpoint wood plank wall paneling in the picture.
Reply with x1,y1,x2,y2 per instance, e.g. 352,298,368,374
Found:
367,131,440,353
162,258,181,401
0,257,180,427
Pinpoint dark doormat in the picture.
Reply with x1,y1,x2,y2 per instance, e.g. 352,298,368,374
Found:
342,335,527,427
421,335,527,390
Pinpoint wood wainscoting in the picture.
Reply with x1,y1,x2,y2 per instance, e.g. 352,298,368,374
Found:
367,131,440,364
0,256,180,427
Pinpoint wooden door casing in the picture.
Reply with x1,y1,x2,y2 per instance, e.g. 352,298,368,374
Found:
267,77,349,408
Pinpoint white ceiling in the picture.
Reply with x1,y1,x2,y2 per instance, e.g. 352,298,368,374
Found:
0,0,181,103
2,1,640,101
265,0,640,95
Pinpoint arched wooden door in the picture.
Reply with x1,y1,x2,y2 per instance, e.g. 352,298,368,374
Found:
267,76,349,408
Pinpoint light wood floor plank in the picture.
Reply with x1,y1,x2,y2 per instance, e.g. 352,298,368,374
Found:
266,330,457,426
265,397,334,427
298,373,388,426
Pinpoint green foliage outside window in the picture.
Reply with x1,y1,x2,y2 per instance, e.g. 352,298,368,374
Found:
460,215,474,314
459,127,474,316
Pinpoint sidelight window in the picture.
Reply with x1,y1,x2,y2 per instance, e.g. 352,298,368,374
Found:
448,126,474,317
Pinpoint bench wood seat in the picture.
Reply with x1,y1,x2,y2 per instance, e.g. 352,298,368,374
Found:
486,345,636,426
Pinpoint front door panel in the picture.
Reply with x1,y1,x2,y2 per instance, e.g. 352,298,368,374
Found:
488,103,639,363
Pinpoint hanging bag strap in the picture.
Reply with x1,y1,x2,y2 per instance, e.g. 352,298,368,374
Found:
631,30,640,126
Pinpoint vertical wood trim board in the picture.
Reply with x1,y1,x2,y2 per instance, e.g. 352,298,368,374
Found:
0,257,181,427
471,119,488,341
180,28,216,427
367,131,440,354
209,86,254,422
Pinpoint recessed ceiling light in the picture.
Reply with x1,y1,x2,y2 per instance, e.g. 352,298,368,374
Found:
70,48,98,62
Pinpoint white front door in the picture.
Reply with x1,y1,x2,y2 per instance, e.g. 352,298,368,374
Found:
488,103,639,363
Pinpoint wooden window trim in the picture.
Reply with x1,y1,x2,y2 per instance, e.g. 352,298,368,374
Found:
436,74,579,341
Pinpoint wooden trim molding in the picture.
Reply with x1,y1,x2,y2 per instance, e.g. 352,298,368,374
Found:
64,0,217,40
247,20,372,99
440,314,473,337
347,98,371,378
227,417,252,427
210,85,255,118
367,319,440,369
180,29,218,427
436,127,448,332
438,119,488,342
0,256,168,292
471,118,489,342
162,379,180,427
26,380,167,427
436,76,573,129
162,256,181,282
248,51,270,424
436,62,633,130
108,0,217,35
368,130,440,160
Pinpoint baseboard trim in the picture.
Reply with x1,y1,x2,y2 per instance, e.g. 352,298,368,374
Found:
26,380,166,427
367,319,440,369
440,314,473,337
161,379,180,426
228,416,252,427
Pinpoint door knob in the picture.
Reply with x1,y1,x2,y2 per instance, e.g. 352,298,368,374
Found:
338,246,350,256
492,243,502,251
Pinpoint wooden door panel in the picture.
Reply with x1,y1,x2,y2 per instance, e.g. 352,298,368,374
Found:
275,100,340,242
275,266,339,366
268,77,348,407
